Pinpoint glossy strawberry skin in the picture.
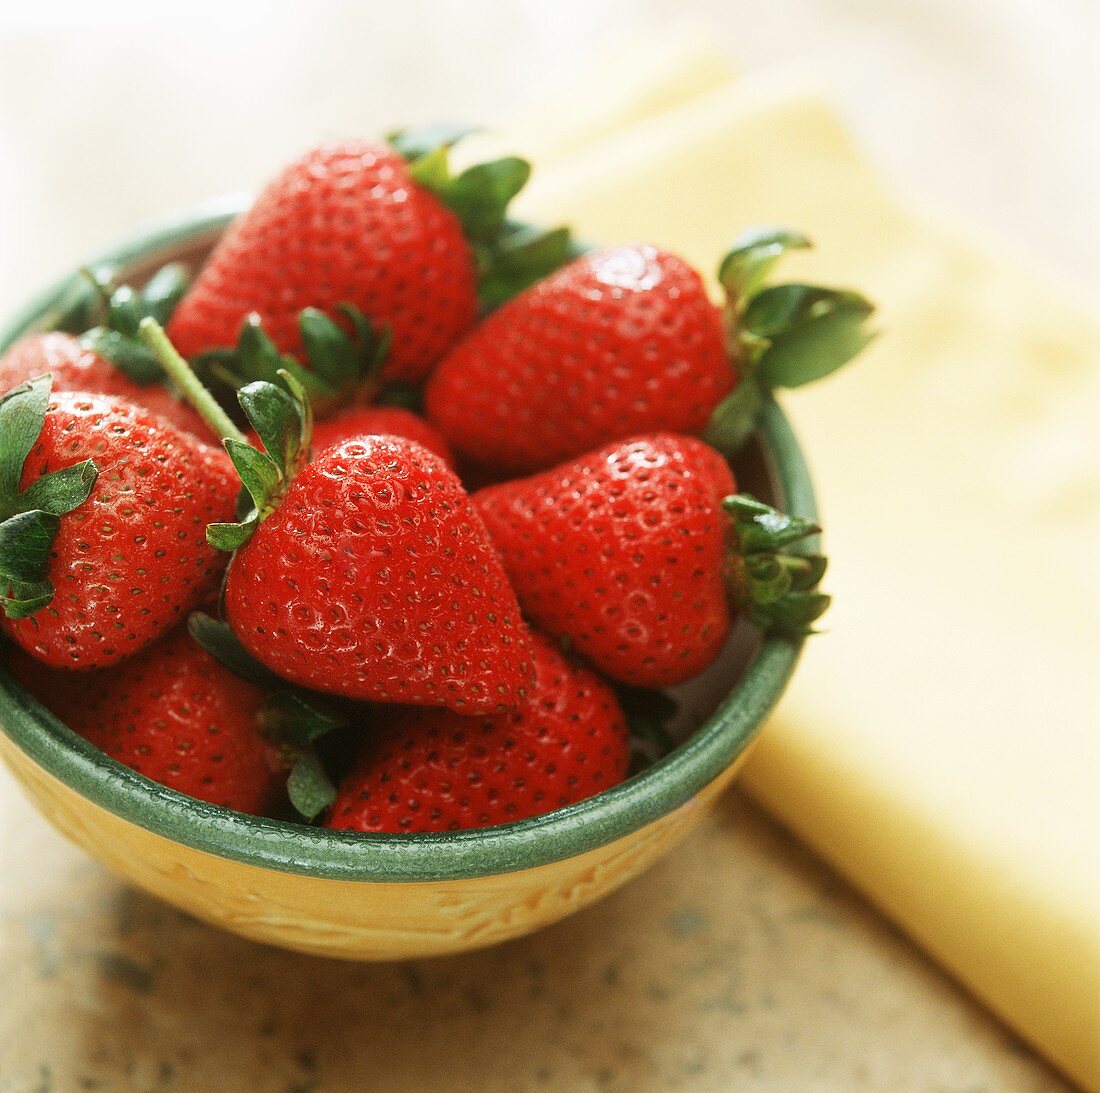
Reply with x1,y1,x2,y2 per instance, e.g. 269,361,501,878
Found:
326,631,630,833
223,436,534,712
0,332,209,439
310,406,454,467
167,141,479,383
6,627,285,814
2,393,237,669
425,245,735,473
475,434,737,688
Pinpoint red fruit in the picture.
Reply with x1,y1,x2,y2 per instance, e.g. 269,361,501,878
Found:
310,406,454,467
6,626,285,814
474,435,738,688
425,245,734,473
325,631,630,832
0,386,237,669
0,332,209,440
167,140,479,383
223,435,535,712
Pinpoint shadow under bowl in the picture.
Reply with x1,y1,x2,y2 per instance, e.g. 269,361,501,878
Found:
0,203,818,960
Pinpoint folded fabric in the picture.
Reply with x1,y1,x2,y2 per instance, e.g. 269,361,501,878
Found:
510,62,1100,1091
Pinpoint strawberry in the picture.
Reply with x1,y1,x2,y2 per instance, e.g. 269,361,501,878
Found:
310,405,454,466
426,230,875,473
6,624,285,814
0,376,237,669
140,319,536,713
474,434,829,688
0,332,206,439
325,630,630,832
167,130,574,384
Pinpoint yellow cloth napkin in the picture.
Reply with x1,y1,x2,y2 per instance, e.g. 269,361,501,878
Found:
507,59,1100,1090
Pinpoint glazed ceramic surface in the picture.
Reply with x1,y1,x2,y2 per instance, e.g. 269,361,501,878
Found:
0,208,818,959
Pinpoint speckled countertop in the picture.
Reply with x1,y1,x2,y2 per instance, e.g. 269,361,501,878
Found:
0,769,1071,1092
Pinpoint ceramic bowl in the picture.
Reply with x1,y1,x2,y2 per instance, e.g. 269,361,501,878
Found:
0,204,818,960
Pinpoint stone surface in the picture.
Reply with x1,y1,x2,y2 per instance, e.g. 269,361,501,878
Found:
0,770,1071,1092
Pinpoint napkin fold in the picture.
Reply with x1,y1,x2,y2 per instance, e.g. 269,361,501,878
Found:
509,53,1100,1091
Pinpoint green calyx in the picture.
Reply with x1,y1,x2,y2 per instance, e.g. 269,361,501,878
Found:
197,306,390,415
0,376,99,619
208,373,313,552
722,493,831,639
188,612,343,819
55,262,192,385
705,227,877,454
387,124,579,310
137,317,313,553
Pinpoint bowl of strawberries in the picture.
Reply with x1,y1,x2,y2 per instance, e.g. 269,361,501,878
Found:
0,130,873,959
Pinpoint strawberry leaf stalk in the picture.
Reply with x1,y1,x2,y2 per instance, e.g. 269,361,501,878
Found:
140,317,311,552
705,228,877,454
723,493,830,638
196,305,390,416
0,377,98,619
387,124,580,311
187,611,343,819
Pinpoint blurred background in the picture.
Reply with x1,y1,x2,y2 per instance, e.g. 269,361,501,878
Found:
0,2,1097,1091
0,0,1097,299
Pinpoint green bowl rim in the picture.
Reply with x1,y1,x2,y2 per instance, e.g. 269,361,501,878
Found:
0,204,817,883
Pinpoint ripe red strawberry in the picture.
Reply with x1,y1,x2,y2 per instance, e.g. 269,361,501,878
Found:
135,320,538,713
426,230,876,473
6,625,285,814
474,434,829,687
310,406,454,466
222,431,534,711
0,377,237,669
325,630,630,832
0,332,207,439
166,131,570,385
426,245,732,473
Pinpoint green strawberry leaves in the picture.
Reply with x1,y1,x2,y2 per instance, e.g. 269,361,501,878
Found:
0,376,99,619
208,374,312,552
722,494,831,639
706,227,876,455
286,749,337,821
137,318,313,554
188,611,345,820
198,306,390,415
75,262,192,385
388,125,577,310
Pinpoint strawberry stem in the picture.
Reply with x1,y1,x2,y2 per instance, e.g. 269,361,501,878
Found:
138,317,246,445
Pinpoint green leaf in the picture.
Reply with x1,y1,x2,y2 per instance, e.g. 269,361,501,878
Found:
81,327,165,385
224,440,280,518
478,223,578,311
19,460,98,516
0,377,51,502
718,227,811,300
0,510,60,619
139,262,190,326
445,157,531,242
387,123,478,162
756,297,876,389
262,690,349,746
723,493,830,639
187,611,282,688
207,518,258,553
39,265,115,335
703,375,767,456
237,381,305,479
298,308,359,391
287,748,337,820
